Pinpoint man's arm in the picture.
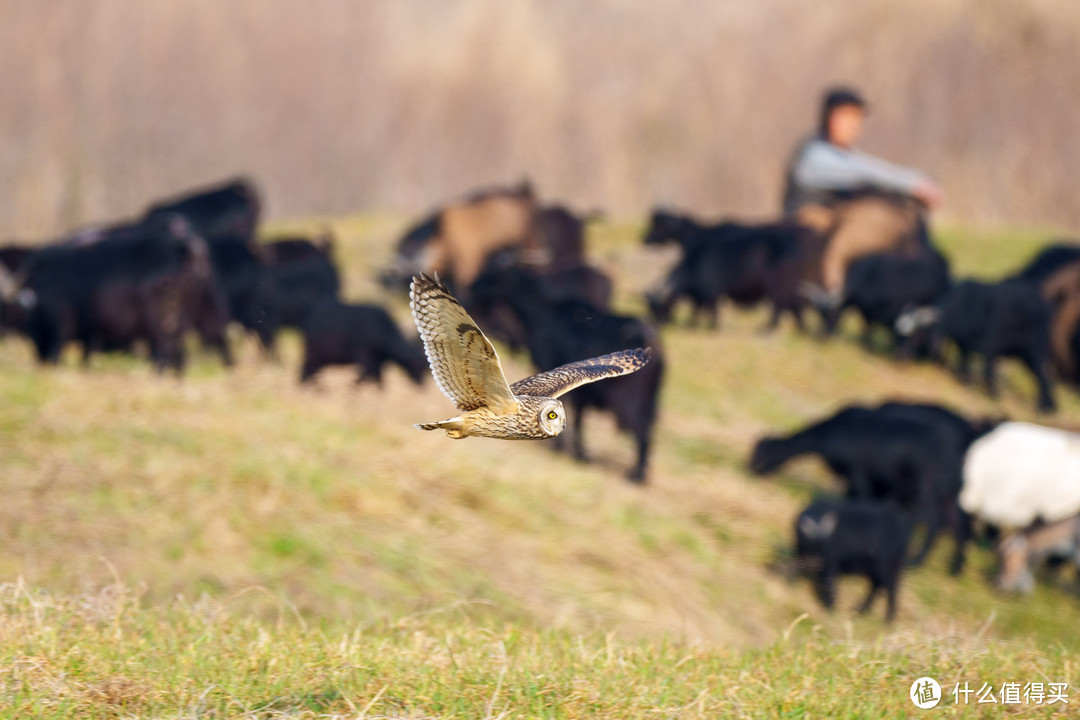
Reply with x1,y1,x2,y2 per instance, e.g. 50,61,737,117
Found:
793,140,929,197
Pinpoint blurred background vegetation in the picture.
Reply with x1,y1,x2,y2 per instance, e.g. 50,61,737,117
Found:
1,0,1079,238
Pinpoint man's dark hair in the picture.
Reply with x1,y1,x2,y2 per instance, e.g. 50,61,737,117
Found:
819,86,868,136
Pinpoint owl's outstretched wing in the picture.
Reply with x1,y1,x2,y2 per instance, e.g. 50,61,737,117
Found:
510,348,652,399
410,273,519,414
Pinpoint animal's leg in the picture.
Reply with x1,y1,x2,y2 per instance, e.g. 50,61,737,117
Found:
627,428,650,483
299,358,319,384
572,405,587,462
1021,348,1057,413
949,506,972,576
954,349,972,384
908,488,941,567
884,574,899,623
762,302,782,333
982,352,1000,398
357,358,382,386
707,301,720,330
856,578,880,615
818,561,837,611
791,304,807,332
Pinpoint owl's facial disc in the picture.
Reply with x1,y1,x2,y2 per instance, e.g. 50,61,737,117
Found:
539,400,566,437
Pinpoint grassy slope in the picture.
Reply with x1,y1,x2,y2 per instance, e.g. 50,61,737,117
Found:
0,216,1078,717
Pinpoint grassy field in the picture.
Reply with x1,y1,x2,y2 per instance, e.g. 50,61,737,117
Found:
1,216,1078,717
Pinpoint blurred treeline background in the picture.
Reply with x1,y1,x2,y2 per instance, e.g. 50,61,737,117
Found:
1,0,1078,238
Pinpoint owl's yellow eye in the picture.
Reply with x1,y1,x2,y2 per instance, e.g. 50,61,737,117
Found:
547,411,558,420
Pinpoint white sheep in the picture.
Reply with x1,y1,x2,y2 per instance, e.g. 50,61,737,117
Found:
960,421,1080,529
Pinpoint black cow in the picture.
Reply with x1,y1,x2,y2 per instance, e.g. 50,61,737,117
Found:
470,266,663,482
896,279,1056,412
299,298,426,385
795,498,912,622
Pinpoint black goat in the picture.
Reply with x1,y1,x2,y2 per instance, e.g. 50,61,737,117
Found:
1010,242,1080,286
470,266,663,482
795,498,912,622
644,212,805,330
247,253,341,355
750,405,968,573
299,299,426,385
896,279,1056,412
825,249,951,355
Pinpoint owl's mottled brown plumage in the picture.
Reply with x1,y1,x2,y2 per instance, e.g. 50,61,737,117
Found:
409,273,651,440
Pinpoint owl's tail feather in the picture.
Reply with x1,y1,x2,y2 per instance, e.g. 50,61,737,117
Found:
415,417,466,438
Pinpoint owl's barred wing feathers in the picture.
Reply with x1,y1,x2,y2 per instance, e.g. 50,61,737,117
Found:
510,347,652,399
410,273,519,414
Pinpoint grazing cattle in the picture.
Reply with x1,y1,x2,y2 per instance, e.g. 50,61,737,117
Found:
0,215,228,369
996,514,1080,594
645,217,806,330
960,422,1080,530
382,181,545,292
750,405,970,573
794,498,912,622
825,249,951,353
143,178,260,246
896,279,1056,412
470,266,663,482
299,298,426,386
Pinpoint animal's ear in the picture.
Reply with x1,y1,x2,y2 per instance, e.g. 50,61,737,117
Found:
820,512,838,537
798,516,818,537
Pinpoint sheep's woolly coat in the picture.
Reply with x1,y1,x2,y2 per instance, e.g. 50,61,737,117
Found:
961,422,1080,528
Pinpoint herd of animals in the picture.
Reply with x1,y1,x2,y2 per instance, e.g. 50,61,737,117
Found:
2,177,1080,622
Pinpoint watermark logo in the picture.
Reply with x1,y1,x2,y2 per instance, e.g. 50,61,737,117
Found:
911,677,942,709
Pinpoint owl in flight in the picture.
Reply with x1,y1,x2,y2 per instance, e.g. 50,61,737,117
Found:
410,273,651,439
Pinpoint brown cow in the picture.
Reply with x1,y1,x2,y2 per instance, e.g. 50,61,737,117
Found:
796,193,929,298
1041,261,1080,382
384,181,545,291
